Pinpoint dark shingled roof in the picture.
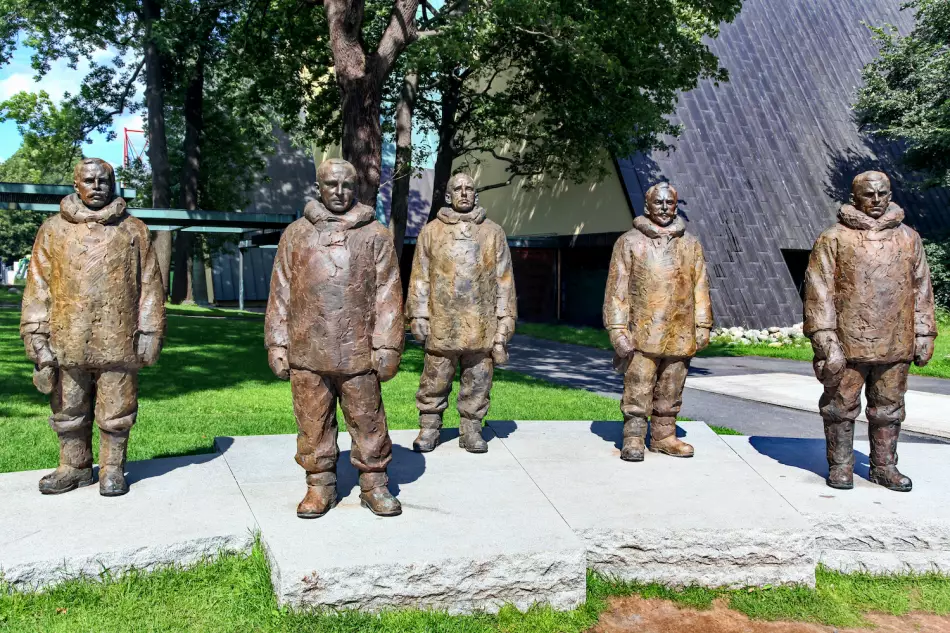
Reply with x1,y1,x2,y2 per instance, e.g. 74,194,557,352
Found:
617,0,950,328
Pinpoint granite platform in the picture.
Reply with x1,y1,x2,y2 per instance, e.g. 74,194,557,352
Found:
2,422,949,613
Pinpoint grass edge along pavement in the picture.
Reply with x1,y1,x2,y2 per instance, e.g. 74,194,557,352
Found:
2,542,950,632
516,319,950,380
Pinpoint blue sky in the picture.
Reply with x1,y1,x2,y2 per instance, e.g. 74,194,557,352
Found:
0,40,142,168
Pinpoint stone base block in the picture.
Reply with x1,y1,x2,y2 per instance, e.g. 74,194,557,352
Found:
215,430,587,614
487,421,817,588
0,454,256,590
723,436,950,574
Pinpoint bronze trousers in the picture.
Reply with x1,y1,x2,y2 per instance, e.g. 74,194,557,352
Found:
290,369,393,475
621,352,689,421
416,350,493,424
49,367,138,434
820,362,909,426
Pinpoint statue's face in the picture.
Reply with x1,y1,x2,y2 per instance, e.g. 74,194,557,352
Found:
645,187,677,226
449,175,476,213
853,177,892,219
319,164,357,214
74,163,113,210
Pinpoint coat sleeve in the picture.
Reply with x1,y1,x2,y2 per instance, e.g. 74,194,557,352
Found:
803,231,838,336
138,229,167,335
603,236,631,332
405,226,431,320
495,228,517,320
373,230,405,352
264,231,293,349
20,221,53,337
913,232,937,338
693,240,713,330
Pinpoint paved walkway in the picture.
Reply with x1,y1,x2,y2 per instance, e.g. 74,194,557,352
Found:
505,335,950,443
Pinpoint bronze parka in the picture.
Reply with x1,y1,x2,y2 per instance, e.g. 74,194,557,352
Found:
406,206,517,353
603,216,713,358
265,200,404,374
804,203,936,364
20,194,165,369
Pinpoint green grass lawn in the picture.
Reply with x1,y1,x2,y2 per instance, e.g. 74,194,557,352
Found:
0,286,23,304
0,306,624,473
516,321,950,379
2,543,948,632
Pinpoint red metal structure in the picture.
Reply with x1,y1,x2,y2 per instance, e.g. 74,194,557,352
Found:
122,128,148,169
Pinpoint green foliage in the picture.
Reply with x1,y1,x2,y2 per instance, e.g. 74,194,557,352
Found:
856,0,950,188
402,0,742,190
0,91,90,182
924,233,950,310
0,206,43,265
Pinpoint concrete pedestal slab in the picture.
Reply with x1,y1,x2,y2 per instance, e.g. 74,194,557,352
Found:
0,454,256,590
486,421,816,588
723,435,950,574
215,429,588,614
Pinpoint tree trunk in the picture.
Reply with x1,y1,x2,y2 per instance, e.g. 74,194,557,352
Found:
428,76,462,222
142,0,173,297
171,50,205,305
390,72,417,259
340,76,384,207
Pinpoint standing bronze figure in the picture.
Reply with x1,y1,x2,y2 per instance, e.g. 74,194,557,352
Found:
804,171,936,492
265,158,404,518
604,183,713,462
406,173,517,453
20,158,166,497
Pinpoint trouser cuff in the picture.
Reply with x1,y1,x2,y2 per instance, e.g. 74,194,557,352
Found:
359,471,388,491
306,472,337,486
98,412,137,433
49,414,91,434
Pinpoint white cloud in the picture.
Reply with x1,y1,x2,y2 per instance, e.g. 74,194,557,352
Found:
0,73,33,100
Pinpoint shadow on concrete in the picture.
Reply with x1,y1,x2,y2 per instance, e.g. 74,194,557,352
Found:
748,436,871,481
490,420,517,438
589,420,687,451
124,451,221,488
337,444,427,500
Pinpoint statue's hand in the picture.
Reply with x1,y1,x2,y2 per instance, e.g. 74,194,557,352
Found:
610,331,635,359
410,318,430,345
24,333,55,368
136,332,163,366
695,327,711,351
491,342,509,366
374,348,401,382
915,336,936,367
268,346,290,381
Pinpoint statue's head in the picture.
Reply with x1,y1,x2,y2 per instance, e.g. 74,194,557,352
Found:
73,158,115,210
644,182,678,227
851,171,892,219
317,158,358,214
446,172,477,213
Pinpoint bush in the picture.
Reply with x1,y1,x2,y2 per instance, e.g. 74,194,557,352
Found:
923,235,950,310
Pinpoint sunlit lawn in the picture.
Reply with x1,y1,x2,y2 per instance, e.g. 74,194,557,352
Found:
0,306,623,473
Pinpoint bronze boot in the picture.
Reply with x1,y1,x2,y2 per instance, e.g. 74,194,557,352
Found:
459,417,488,453
620,417,647,462
649,416,694,457
413,413,442,453
99,430,130,497
297,472,337,519
38,428,94,495
869,423,912,492
823,418,854,490
359,472,402,516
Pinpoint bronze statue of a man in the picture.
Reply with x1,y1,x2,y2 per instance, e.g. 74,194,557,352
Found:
20,158,166,497
604,182,713,462
804,171,936,492
265,158,404,518
406,173,517,454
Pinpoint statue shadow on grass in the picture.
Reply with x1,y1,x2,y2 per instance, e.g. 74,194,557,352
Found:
748,436,871,482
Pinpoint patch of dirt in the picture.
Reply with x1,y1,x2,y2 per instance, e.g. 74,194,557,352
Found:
588,596,950,633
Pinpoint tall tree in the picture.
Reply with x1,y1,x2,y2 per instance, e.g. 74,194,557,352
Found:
856,0,950,189
395,0,742,229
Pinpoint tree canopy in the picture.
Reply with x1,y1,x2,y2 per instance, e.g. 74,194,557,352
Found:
856,0,950,188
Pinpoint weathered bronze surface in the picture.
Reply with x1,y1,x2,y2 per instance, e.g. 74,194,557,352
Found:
265,158,404,517
20,158,166,497
604,183,713,462
804,171,936,492
406,173,517,453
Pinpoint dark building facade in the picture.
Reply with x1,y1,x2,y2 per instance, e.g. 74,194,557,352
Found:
617,0,950,328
